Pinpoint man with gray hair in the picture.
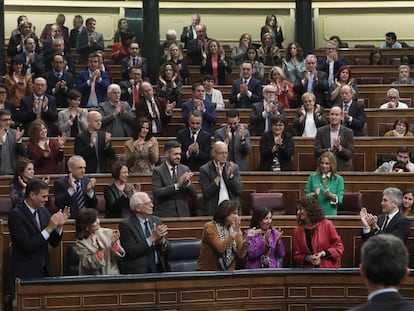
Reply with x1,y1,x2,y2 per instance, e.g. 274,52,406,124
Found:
392,65,414,85
347,234,414,311
161,29,179,59
380,88,408,109
98,83,133,137
119,192,169,274
317,40,347,90
359,187,410,242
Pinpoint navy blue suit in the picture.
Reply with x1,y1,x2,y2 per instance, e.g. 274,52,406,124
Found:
334,100,366,137
361,211,410,243
76,69,110,107
43,70,75,108
348,291,414,311
17,52,44,78
121,56,148,80
54,175,98,219
176,127,211,172
229,77,262,108
181,99,217,135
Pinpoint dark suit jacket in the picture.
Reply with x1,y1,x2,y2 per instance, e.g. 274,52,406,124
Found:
121,56,148,80
250,101,285,136
119,80,138,108
70,27,83,48
17,94,59,136
293,71,329,108
8,203,62,279
317,56,347,78
74,130,115,173
0,128,27,175
259,130,295,171
361,211,410,242
177,127,211,172
199,160,243,216
76,30,105,64
348,291,414,311
104,183,133,218
135,97,172,136
42,37,71,62
187,39,206,65
334,100,366,137
152,162,197,217
200,56,232,85
8,33,41,57
17,52,44,78
119,214,167,274
314,125,354,171
44,52,75,74
229,77,263,108
181,99,217,135
54,175,98,219
180,25,197,48
76,69,110,107
43,70,75,108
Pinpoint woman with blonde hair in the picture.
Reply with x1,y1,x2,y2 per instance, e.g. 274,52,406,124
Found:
268,66,296,108
292,92,327,137
232,33,252,66
166,43,189,84
200,39,232,85
257,33,282,67
260,14,283,48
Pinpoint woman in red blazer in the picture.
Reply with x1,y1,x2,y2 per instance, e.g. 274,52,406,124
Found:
293,196,344,268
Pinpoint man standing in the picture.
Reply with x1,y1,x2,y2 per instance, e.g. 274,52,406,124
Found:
18,37,44,78
375,147,414,173
119,66,143,109
335,84,366,137
177,110,211,172
317,40,347,91
314,106,354,171
69,15,84,49
347,234,414,311
199,141,243,216
152,140,196,217
359,187,410,243
119,192,169,273
187,24,209,65
250,84,285,136
54,155,97,219
215,109,251,171
229,61,262,109
182,83,216,135
76,17,104,64
180,13,201,48
74,110,115,173
121,42,148,80
98,84,134,137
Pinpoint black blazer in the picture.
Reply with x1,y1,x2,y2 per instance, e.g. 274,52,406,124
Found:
293,71,329,108
334,100,366,137
361,211,410,243
176,127,211,172
348,291,414,311
104,183,132,218
200,56,232,85
250,101,285,136
229,77,263,108
259,130,295,171
43,70,76,108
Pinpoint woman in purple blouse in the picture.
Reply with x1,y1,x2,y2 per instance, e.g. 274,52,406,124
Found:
243,206,285,269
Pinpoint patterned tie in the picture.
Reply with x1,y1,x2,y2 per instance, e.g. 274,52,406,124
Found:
150,99,161,133
74,179,86,210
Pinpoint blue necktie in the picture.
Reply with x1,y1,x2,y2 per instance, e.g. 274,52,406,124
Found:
75,180,85,210
307,73,314,93
144,220,157,272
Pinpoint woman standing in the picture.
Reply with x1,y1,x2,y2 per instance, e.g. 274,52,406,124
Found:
330,66,358,106
58,90,88,137
292,92,327,137
10,159,35,209
26,119,66,174
260,14,284,48
75,208,125,275
268,66,296,109
165,44,189,84
293,196,344,268
125,117,159,174
156,61,182,105
244,206,285,269
259,115,295,171
257,33,282,67
282,42,305,83
197,200,254,271
232,33,252,66
200,39,232,85
304,151,344,216
5,56,33,106
113,18,131,43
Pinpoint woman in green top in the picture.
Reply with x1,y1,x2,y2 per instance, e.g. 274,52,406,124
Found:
305,151,344,215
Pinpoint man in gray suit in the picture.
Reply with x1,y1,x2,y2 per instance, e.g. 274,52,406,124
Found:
214,109,251,171
76,17,104,64
119,192,168,274
199,141,243,216
152,140,197,217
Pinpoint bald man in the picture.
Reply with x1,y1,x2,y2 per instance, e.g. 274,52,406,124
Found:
74,110,115,173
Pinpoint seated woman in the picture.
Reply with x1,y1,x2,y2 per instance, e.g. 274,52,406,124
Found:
232,33,252,66
165,44,189,84
260,14,283,49
104,160,139,218
125,117,159,174
243,46,265,81
10,159,34,209
259,115,295,171
26,119,66,174
330,65,358,106
58,90,88,137
75,208,125,275
257,33,282,67
384,117,413,137
268,66,296,109
243,206,285,269
304,151,344,216
5,55,33,107
402,190,414,215
368,48,383,66
200,39,232,85
282,42,305,83
293,196,344,268
203,74,224,109
197,200,254,271
156,61,182,105
329,35,348,48
292,92,327,137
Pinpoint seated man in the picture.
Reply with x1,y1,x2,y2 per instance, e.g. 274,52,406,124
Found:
380,32,402,49
391,65,414,85
375,146,414,172
380,88,408,109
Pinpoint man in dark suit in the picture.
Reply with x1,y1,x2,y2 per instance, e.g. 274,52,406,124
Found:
229,61,262,109
180,13,201,48
199,141,243,216
7,179,69,303
317,40,347,90
136,81,174,136
186,24,209,65
40,14,70,43
54,155,97,219
43,54,75,108
18,37,44,78
152,140,196,217
41,24,70,63
119,192,169,274
360,187,410,242
347,234,414,311
177,110,211,172
76,52,110,108
120,42,148,80
44,38,75,74
250,84,285,136
182,83,217,135
17,77,59,136
119,66,143,109
334,84,366,137
215,109,251,171
74,110,115,173
314,106,354,171
293,54,329,108
7,21,41,58
76,17,104,64
69,15,84,49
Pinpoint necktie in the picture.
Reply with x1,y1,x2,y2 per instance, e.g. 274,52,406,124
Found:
144,220,157,272
33,209,41,231
307,73,314,93
192,132,196,143
171,166,177,183
133,57,137,66
343,104,350,113
133,84,139,105
56,72,62,80
150,100,161,133
380,216,389,232
36,97,42,120
87,74,98,107
230,130,236,162
244,79,248,85
74,179,86,210
144,219,151,238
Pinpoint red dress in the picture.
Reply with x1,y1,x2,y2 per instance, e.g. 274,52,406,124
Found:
26,139,64,174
